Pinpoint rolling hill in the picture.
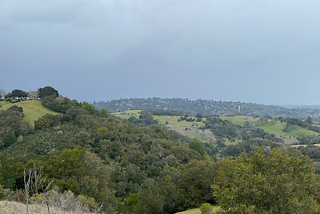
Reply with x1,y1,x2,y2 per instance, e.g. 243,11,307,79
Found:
93,97,320,118
112,111,319,144
0,100,58,126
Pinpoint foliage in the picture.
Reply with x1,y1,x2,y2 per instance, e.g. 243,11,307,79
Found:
188,139,207,157
200,203,213,214
38,86,59,99
93,97,320,118
4,87,320,214
11,89,28,98
212,148,318,214
34,114,60,130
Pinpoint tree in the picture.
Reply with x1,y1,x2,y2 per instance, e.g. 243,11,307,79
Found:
7,105,23,113
4,92,12,99
212,148,318,214
200,203,213,214
11,89,28,98
306,116,312,124
24,163,53,214
0,89,5,99
27,90,38,100
34,114,60,130
38,86,59,99
81,101,98,115
188,139,207,157
196,113,203,119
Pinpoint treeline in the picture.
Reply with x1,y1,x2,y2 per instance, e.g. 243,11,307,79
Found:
93,97,320,118
0,86,59,100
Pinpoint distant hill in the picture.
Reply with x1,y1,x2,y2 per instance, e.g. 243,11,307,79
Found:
93,98,320,118
0,100,58,126
113,110,319,144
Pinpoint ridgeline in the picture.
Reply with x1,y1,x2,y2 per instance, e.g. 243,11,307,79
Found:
93,98,320,118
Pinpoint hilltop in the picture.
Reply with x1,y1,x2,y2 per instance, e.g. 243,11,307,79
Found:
93,98,320,118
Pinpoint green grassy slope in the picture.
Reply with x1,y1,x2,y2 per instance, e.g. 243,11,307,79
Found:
112,110,141,119
0,100,11,107
113,112,319,144
1,100,59,126
175,206,220,214
256,121,318,138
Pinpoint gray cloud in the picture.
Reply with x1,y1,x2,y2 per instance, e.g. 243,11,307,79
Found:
1,0,320,105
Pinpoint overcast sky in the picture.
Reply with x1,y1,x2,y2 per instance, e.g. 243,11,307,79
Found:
1,0,320,105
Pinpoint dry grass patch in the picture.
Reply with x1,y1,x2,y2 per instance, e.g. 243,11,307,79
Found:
0,200,95,214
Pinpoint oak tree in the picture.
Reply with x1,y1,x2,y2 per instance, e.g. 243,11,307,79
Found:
212,148,318,214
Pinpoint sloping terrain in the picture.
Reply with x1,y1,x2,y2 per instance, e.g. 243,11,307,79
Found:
112,110,216,142
175,206,220,214
0,201,93,214
113,111,319,144
94,97,320,118
1,100,58,126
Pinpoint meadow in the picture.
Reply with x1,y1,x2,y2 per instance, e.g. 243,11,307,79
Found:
1,100,58,126
256,121,318,142
175,206,220,214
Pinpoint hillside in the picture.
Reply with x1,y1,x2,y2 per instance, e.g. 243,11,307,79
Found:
112,110,216,142
93,97,320,118
0,100,58,126
113,111,319,144
0,95,221,214
1,91,320,213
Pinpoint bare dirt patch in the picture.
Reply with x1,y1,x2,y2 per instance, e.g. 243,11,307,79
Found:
166,124,216,142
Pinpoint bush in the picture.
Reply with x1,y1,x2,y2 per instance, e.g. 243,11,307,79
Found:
0,185,4,200
200,203,213,214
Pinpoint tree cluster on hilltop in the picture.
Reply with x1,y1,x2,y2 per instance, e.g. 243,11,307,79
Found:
0,86,58,101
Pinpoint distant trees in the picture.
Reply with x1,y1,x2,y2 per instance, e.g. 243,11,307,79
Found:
12,89,28,98
27,90,38,100
38,86,59,99
196,113,203,118
4,92,12,99
188,139,207,157
0,89,5,99
4,89,27,99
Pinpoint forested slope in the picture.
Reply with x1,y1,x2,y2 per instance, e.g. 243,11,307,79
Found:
0,93,219,213
1,88,320,213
